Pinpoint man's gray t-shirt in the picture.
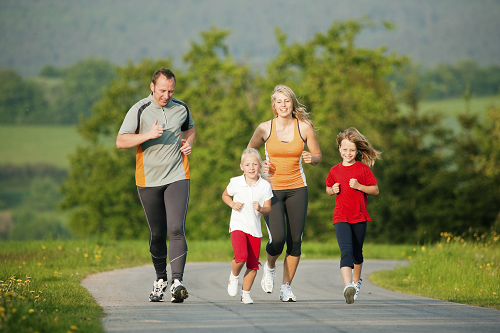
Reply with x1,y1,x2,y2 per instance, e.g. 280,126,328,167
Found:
119,93,195,187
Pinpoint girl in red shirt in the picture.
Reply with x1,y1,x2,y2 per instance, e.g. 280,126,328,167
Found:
325,127,381,304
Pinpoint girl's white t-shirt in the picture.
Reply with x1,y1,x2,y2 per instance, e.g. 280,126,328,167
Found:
226,175,273,238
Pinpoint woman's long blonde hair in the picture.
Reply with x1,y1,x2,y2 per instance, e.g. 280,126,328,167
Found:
271,85,313,128
336,127,381,168
241,148,269,180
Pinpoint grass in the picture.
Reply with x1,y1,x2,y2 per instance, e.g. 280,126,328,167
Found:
0,125,85,169
370,230,500,310
0,239,412,332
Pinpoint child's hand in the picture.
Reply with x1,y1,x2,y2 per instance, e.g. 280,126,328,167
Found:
332,183,340,194
252,201,261,212
349,178,361,190
232,202,244,211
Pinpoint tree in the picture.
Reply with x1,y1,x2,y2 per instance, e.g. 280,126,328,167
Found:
51,58,117,124
0,69,48,124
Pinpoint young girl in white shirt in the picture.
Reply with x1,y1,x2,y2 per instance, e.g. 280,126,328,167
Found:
222,148,273,304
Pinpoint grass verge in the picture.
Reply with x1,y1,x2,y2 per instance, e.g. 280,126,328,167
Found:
370,230,500,310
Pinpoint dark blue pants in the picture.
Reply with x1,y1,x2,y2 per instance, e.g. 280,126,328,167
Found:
335,222,367,269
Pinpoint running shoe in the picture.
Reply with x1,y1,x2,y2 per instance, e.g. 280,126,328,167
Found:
149,278,168,302
343,283,356,304
261,261,276,293
353,277,362,301
170,279,189,303
241,290,254,304
279,283,297,302
228,272,239,297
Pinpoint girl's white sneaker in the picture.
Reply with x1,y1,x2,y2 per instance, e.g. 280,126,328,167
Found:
343,283,356,304
240,290,254,304
228,272,239,297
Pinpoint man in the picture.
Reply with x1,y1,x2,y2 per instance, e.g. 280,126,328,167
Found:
116,68,195,303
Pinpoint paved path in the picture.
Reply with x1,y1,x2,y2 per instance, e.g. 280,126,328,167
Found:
81,260,500,332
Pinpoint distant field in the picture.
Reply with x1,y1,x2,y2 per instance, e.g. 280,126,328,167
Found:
399,95,499,132
1,96,498,169
406,95,499,116
0,125,103,169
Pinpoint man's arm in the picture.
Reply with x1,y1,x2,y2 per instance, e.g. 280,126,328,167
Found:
116,120,164,149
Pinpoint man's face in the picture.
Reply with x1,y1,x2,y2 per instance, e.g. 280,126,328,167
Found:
150,75,175,107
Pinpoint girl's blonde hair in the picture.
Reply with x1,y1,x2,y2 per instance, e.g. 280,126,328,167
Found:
336,127,381,168
241,148,269,180
271,85,313,128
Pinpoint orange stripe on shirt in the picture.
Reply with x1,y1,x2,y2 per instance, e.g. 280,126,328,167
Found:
135,145,146,187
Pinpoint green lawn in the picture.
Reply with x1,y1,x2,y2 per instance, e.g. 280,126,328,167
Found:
0,125,85,169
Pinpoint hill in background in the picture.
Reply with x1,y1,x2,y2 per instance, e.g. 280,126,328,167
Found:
1,0,500,77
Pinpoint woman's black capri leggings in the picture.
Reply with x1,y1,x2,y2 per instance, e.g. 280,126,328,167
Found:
265,186,308,257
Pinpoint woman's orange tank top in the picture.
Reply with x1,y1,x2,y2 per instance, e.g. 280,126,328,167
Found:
265,118,307,190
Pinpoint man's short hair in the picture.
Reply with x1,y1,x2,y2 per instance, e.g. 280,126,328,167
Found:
152,68,176,85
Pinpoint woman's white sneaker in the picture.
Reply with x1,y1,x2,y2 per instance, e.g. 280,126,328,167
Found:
261,261,276,293
279,283,296,302
228,272,239,297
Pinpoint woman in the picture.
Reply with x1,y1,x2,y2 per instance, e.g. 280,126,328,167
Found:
247,85,322,302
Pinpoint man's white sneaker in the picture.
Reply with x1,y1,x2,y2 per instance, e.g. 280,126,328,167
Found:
228,272,239,297
279,283,296,302
170,279,189,303
149,279,168,302
261,261,276,293
353,277,362,301
343,283,356,304
241,290,254,304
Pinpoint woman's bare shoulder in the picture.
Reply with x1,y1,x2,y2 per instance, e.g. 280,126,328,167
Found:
297,119,314,134
256,119,272,133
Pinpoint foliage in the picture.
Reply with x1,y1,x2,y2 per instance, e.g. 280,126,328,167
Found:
370,229,500,309
0,69,48,124
49,58,117,124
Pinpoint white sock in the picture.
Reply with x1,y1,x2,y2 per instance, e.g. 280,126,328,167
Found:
230,272,239,279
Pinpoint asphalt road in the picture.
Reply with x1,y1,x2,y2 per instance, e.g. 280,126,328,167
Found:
81,259,500,333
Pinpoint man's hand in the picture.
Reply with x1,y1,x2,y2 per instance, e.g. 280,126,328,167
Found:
148,120,164,139
180,139,192,155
